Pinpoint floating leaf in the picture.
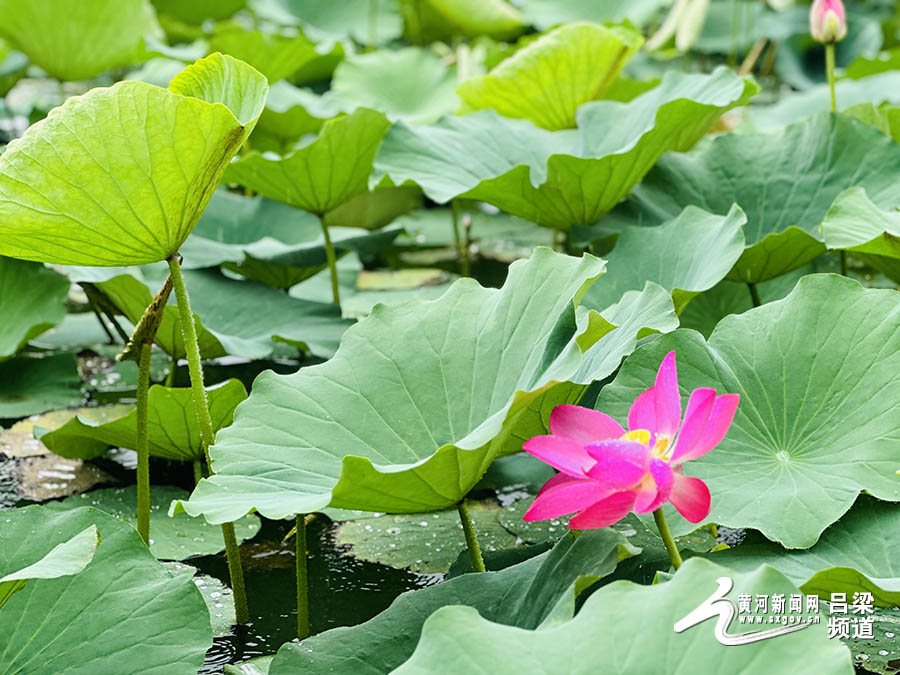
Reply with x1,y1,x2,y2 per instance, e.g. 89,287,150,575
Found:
612,113,900,282
583,205,746,314
226,108,390,215
458,22,643,130
176,249,676,524
376,68,756,229
595,275,900,547
0,524,98,609
0,0,159,81
0,257,68,360
0,405,131,458
0,53,268,266
0,505,211,674
270,529,632,674
0,354,82,418
49,487,260,561
392,558,853,675
840,606,900,675
38,379,246,462
164,562,236,637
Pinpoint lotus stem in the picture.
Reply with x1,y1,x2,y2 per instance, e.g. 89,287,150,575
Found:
88,300,115,344
451,200,464,276
457,499,486,573
840,250,848,276
167,253,250,625
462,213,472,278
653,508,683,570
135,341,152,545
193,459,203,485
747,282,761,308
319,217,341,306
165,354,177,387
296,514,310,639
825,43,837,112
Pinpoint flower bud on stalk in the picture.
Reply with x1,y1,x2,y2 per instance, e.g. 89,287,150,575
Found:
809,0,847,44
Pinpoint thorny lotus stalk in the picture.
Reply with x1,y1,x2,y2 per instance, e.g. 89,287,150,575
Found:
296,514,310,639
167,253,250,624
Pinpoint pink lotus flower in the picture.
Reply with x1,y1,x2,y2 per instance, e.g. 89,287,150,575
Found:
810,0,847,43
522,351,738,529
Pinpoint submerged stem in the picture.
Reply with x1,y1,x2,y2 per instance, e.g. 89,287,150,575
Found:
826,43,837,113
457,499,486,573
319,217,341,305
296,514,310,639
135,342,152,545
652,508,683,570
167,254,250,624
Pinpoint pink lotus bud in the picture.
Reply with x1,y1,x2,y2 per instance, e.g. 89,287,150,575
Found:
810,0,847,43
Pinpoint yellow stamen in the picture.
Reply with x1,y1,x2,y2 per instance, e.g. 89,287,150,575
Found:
621,429,650,445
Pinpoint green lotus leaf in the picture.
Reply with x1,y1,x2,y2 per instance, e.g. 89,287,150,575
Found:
175,249,676,524
270,529,631,675
0,523,98,609
595,274,900,548
518,0,668,30
844,102,900,142
705,497,900,607
393,558,853,675
407,0,525,42
611,113,900,283
207,25,340,83
252,80,341,150
181,190,409,289
70,266,351,359
226,656,274,675
38,379,247,462
329,48,458,125
270,0,404,46
0,39,27,97
583,205,746,315
226,108,390,215
0,505,211,675
152,0,244,24
0,354,82,418
48,487,260,561
376,67,756,229
164,562,236,637
840,606,900,675
0,53,268,266
458,22,643,130
0,0,159,81
0,257,68,360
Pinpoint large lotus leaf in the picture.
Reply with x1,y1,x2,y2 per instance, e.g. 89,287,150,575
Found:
412,0,525,40
0,524,98,609
820,187,900,280
0,40,27,97
706,497,900,607
595,274,900,548
612,113,900,283
0,53,268,266
38,379,247,462
71,266,351,359
176,250,680,524
393,558,853,675
270,529,631,675
0,354,82,418
252,80,341,149
518,0,668,30
375,68,756,229
48,486,260,561
329,48,458,125
0,505,211,675
269,0,403,46
583,205,746,315
152,0,244,24
0,257,68,360
207,25,339,84
226,108,390,215
844,102,900,143
458,22,643,130
840,607,900,675
0,0,158,81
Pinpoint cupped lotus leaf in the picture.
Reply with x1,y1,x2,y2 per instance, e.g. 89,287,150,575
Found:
0,257,68,360
270,529,631,675
705,497,900,607
458,22,643,130
0,354,82,418
375,67,756,229
612,113,900,283
49,487,260,561
226,108,390,215
152,0,245,24
583,205,746,314
0,524,98,609
0,53,268,266
595,274,900,548
176,249,680,524
38,379,247,462
330,48,459,125
0,505,211,675
518,0,668,30
393,558,853,675
270,0,404,46
207,26,336,83
0,0,159,81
